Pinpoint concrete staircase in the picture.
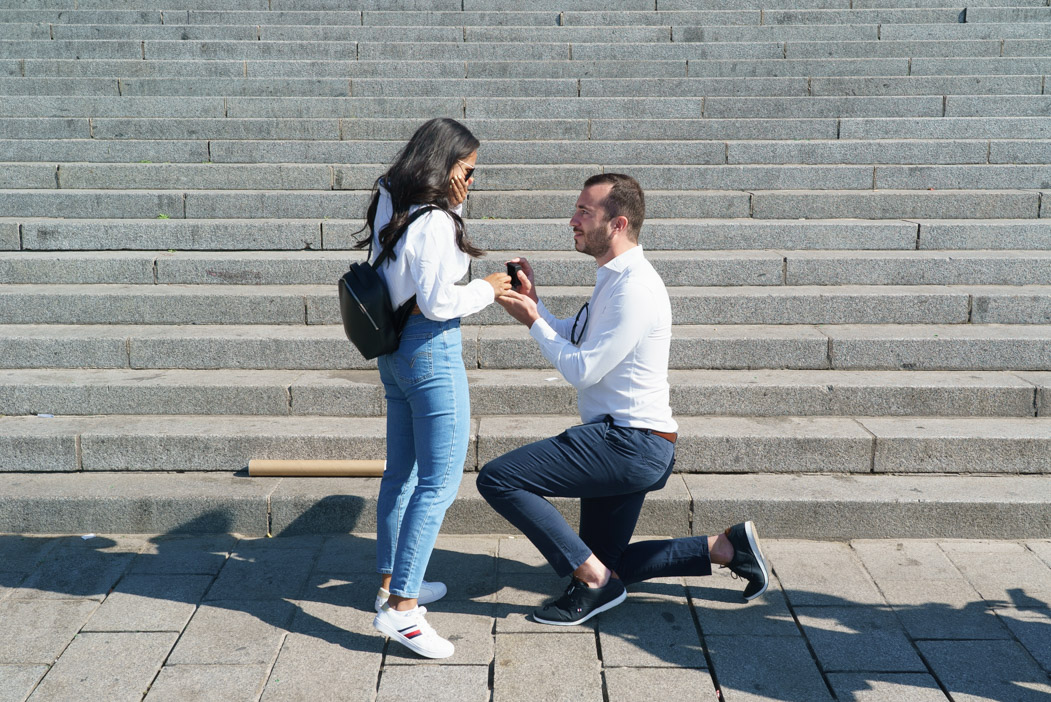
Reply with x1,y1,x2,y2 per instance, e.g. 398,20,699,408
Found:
1,0,1049,538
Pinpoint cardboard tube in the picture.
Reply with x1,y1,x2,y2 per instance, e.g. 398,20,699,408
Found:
248,459,385,477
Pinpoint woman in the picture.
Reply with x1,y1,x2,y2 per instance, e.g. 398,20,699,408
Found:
357,118,511,659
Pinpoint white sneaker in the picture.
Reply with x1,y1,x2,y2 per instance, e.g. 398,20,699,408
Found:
374,580,448,612
373,604,454,659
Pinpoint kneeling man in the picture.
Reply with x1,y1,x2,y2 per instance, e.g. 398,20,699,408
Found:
478,173,769,625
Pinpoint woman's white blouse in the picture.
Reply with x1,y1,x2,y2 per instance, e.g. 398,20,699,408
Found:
369,186,495,321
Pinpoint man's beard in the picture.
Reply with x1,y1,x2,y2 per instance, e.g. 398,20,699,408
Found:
574,223,611,258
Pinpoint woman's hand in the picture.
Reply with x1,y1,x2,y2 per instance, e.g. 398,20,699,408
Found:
484,271,512,298
448,172,473,208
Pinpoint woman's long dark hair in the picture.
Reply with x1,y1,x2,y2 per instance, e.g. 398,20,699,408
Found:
354,118,483,259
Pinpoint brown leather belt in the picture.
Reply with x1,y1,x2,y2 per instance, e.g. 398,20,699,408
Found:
648,429,677,444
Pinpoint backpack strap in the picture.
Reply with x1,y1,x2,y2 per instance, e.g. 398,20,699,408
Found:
371,204,442,269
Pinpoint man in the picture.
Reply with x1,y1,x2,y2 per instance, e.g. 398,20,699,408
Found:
477,173,769,626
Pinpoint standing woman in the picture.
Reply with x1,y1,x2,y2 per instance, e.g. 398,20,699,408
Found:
357,118,511,659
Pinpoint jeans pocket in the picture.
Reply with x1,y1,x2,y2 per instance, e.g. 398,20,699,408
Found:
393,333,434,385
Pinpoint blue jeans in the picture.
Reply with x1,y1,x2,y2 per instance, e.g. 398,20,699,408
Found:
376,314,468,599
478,416,712,583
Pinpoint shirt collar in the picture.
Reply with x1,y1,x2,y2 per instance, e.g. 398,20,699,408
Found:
601,244,645,274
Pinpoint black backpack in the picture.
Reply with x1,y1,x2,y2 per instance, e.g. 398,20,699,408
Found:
338,205,439,360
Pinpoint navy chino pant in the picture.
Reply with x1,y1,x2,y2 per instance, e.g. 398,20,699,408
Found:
477,416,712,584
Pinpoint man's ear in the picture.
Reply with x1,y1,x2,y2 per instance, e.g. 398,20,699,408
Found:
610,215,629,237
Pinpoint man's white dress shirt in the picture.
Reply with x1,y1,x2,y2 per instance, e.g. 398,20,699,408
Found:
529,245,677,433
369,185,494,321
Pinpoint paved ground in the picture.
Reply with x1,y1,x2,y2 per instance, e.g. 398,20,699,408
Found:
1,532,1049,702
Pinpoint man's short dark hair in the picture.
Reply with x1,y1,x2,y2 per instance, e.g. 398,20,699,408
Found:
583,173,645,242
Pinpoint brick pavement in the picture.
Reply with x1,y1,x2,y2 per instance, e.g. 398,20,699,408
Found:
1,533,1049,701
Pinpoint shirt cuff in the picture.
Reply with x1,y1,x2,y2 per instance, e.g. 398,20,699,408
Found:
529,317,559,343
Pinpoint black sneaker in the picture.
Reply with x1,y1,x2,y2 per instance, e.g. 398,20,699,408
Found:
723,521,770,601
532,577,627,626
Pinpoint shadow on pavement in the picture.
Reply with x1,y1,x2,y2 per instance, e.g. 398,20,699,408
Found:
1,507,1049,702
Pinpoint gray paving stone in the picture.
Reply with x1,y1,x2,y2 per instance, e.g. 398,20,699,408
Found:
92,117,341,140
83,574,212,633
917,640,1051,702
166,600,295,665
572,41,783,61
0,117,88,139
130,534,236,575
493,633,602,702
765,540,885,606
881,22,1051,41
420,535,500,599
144,665,270,702
20,219,322,251
796,606,927,672
119,77,353,98
0,472,272,535
876,165,1051,190
826,324,1051,371
729,140,987,166
993,607,1051,672
262,632,384,701
185,191,369,219
466,59,687,79
50,23,254,41
687,568,798,636
311,533,379,575
147,39,359,60
290,573,387,637
0,191,186,220
269,478,381,536
78,415,390,472
970,286,1051,325
597,599,706,668
582,77,810,98
467,97,703,120
940,541,1051,606
850,540,962,582
920,221,1051,252
946,95,1051,117
751,190,1040,220
844,117,1051,140
0,599,99,664
0,40,141,60
991,140,1051,165
0,96,225,118
0,536,59,574
604,668,718,702
862,417,1051,474
826,673,949,702
677,24,877,42
704,96,941,118
0,666,48,702
787,251,1051,286
0,324,131,370
706,635,833,702
206,540,318,601
26,632,176,702
465,190,751,220
11,536,141,601
786,39,999,59
1028,541,1051,569
0,252,156,285
377,665,490,702
0,77,119,96
0,224,16,252
23,58,244,78
878,579,1010,640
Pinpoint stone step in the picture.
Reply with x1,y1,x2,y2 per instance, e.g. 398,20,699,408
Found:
12,94,1050,120
9,138,1044,167
1,75,1045,98
1,323,1049,371
0,189,1041,220
7,249,1051,286
10,218,1051,253
2,471,1046,538
8,283,1047,325
0,368,1043,418
2,412,1050,474
10,163,1051,192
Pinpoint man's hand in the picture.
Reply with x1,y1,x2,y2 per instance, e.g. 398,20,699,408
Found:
496,290,541,328
506,257,538,303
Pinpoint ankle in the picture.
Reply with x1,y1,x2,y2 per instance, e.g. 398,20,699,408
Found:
387,595,418,612
709,533,734,566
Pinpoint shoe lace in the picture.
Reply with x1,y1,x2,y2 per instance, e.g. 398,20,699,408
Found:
719,565,740,581
411,607,438,637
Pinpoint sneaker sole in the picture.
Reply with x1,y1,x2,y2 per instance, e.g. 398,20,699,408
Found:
372,615,454,659
532,588,628,626
743,520,770,601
